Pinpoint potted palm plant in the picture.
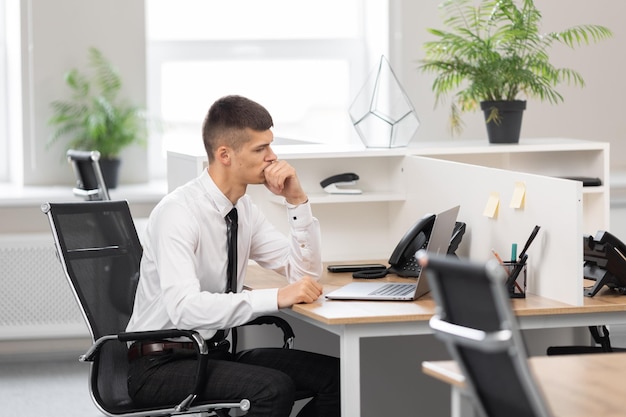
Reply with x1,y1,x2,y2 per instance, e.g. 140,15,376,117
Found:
48,47,147,188
419,0,613,143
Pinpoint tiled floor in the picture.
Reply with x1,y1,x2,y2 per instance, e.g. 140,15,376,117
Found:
0,355,308,417
0,357,101,416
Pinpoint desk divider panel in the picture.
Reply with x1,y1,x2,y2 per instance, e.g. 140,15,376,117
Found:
403,156,583,306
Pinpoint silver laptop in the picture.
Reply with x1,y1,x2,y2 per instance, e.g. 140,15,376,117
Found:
325,205,460,301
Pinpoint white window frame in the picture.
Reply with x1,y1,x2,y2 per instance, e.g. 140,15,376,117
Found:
145,1,388,179
0,0,8,181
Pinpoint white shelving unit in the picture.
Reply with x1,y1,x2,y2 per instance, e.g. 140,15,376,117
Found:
412,138,609,236
168,138,609,267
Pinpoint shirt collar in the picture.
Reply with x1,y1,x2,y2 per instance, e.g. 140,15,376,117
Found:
199,169,236,217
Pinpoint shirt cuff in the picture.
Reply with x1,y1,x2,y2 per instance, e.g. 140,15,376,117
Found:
248,288,280,312
285,200,314,228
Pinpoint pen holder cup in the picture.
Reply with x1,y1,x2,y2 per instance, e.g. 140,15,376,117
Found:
504,261,527,298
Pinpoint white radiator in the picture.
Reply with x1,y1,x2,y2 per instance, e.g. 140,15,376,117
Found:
0,234,88,340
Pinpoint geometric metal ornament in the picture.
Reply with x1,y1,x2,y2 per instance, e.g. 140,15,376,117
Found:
349,55,420,148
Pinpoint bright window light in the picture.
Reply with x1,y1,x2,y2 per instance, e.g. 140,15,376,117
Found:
146,0,388,178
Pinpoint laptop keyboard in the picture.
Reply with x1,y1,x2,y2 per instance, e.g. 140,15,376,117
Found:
369,283,415,296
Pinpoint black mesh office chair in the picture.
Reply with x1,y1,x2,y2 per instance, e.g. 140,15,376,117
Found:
42,200,307,416
546,325,626,355
66,149,111,201
417,250,553,417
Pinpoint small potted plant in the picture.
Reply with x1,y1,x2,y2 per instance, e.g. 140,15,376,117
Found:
419,0,612,143
48,47,147,187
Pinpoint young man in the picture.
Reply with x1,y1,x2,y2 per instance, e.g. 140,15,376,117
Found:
126,95,340,417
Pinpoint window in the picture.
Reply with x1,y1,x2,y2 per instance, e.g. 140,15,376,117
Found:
146,0,388,178
0,0,8,181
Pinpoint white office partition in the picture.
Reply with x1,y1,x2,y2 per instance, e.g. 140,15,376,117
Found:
167,141,603,305
404,156,583,306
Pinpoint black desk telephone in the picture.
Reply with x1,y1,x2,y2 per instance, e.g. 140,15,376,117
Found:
583,230,626,297
339,214,466,279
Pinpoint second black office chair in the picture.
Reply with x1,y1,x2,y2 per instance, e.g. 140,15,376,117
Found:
42,200,310,416
418,250,553,417
66,149,111,201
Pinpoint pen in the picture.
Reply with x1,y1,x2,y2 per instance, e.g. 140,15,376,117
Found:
511,243,517,262
507,254,528,293
519,225,541,260
493,248,524,293
491,248,505,265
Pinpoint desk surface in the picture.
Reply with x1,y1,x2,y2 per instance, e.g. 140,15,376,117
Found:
245,261,626,325
422,353,626,417
245,261,626,417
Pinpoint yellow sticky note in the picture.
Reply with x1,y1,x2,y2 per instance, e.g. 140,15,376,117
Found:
483,192,500,218
510,181,526,209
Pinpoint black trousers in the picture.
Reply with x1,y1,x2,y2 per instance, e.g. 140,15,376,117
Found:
128,346,340,417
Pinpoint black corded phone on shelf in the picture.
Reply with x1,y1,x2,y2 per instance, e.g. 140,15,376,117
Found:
349,214,466,279
583,230,626,297
547,230,626,356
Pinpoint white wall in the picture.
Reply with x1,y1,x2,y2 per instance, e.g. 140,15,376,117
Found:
392,0,626,172
18,0,147,186
15,0,626,187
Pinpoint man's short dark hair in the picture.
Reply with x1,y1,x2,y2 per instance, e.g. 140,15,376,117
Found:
202,95,274,162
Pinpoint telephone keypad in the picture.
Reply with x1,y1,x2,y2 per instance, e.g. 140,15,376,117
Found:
399,257,421,277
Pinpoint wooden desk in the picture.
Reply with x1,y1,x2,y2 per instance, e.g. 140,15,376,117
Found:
422,353,626,417
245,262,626,417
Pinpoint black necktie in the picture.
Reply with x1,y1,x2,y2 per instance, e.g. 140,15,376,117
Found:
225,207,238,293
208,208,239,345
207,208,238,345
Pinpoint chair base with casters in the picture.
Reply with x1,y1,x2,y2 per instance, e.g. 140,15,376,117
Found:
42,200,310,416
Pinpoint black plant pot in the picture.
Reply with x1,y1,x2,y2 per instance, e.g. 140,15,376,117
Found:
99,158,121,189
480,100,527,144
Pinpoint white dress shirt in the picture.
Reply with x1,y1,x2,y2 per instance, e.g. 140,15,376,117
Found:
126,170,322,340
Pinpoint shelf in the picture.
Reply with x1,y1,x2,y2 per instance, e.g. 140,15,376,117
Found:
411,137,608,155
269,191,406,205
581,186,606,195
168,137,609,265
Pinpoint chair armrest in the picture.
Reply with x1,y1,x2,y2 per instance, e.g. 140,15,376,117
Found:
81,328,207,362
429,315,513,352
238,315,296,349
119,328,206,348
81,328,210,413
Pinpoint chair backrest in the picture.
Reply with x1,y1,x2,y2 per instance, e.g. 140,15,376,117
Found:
67,149,111,201
42,200,142,414
418,251,553,417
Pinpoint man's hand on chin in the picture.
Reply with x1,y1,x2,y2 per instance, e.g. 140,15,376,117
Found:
263,160,307,204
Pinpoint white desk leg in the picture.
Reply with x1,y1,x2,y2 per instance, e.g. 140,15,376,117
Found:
340,326,361,417
451,386,476,417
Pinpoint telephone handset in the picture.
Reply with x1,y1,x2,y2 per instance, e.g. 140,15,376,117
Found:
353,215,466,279
387,214,436,277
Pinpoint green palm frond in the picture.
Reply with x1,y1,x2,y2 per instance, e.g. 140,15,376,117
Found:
88,47,122,102
419,0,613,134
47,47,147,159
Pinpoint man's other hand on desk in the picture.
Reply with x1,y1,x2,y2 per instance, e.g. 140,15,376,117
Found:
278,276,323,308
